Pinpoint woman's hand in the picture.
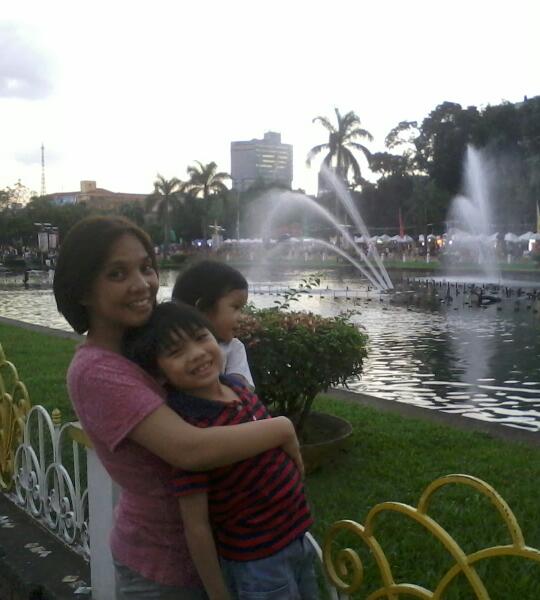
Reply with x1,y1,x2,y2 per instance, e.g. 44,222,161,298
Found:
278,417,304,477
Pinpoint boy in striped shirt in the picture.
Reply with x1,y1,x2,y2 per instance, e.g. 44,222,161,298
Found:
123,301,318,600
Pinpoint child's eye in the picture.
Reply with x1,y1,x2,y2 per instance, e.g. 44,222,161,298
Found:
141,263,155,274
168,346,185,357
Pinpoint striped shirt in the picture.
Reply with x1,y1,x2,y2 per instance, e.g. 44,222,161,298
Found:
167,376,313,561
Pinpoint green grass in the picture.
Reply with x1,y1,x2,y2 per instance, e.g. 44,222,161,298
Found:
1,323,540,597
0,323,76,421
307,395,540,598
161,256,540,275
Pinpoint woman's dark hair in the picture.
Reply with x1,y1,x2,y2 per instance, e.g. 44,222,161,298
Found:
122,301,215,376
53,216,158,334
172,260,247,312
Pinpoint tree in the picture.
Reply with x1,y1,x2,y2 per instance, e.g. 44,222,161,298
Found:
182,161,231,240
368,152,414,232
145,175,183,257
118,202,145,226
307,108,374,187
415,102,481,194
307,108,373,223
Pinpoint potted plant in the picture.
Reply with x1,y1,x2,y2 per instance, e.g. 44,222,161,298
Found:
236,277,368,470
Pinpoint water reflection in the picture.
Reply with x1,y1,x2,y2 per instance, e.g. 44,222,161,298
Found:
0,268,539,432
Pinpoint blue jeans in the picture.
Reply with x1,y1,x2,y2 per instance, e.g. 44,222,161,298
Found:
114,560,208,599
220,534,319,600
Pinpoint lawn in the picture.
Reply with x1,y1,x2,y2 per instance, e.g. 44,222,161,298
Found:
1,321,539,598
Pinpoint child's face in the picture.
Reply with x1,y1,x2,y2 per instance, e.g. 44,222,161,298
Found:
157,328,223,393
206,288,248,343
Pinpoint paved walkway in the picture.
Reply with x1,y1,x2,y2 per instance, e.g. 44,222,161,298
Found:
0,493,90,599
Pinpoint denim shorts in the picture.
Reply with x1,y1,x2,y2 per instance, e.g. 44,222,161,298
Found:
220,534,319,600
114,559,208,599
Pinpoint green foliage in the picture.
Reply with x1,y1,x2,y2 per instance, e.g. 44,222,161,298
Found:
182,161,231,239
146,174,183,257
236,277,368,435
0,196,91,247
367,96,540,234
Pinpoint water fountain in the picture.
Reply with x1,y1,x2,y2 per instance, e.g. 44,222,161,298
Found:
247,167,393,291
445,146,501,283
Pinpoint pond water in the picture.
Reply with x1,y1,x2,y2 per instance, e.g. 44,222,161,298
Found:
1,267,540,433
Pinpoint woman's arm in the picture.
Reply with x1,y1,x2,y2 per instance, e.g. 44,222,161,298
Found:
178,493,231,600
128,404,303,473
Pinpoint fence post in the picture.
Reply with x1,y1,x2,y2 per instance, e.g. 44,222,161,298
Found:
87,445,118,599
69,422,118,599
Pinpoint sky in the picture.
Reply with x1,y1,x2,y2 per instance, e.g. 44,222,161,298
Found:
1,0,539,197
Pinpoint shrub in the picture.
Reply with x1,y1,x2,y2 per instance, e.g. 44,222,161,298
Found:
236,282,368,436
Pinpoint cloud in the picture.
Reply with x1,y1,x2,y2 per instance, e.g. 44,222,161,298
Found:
0,22,53,99
14,146,61,166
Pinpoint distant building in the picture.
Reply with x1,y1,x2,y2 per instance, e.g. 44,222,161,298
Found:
45,181,148,210
230,132,293,191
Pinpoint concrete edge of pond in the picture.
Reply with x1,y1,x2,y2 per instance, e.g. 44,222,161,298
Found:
1,316,538,449
327,387,540,448
0,315,84,342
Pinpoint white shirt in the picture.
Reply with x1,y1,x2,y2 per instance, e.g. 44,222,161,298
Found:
219,338,255,388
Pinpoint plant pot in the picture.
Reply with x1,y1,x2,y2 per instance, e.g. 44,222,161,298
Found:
299,411,353,474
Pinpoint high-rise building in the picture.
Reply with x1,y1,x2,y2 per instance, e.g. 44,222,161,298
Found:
230,131,293,191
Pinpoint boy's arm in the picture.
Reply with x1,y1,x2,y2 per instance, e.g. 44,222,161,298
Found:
179,493,231,600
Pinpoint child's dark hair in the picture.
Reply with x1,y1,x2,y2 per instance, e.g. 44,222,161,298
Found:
122,301,215,377
172,260,247,312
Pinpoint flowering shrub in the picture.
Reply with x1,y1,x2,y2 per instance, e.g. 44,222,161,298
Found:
236,304,368,435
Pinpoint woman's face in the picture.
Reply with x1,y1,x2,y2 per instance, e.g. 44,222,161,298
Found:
84,233,159,341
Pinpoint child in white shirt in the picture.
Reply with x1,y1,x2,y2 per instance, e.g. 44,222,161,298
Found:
172,260,254,389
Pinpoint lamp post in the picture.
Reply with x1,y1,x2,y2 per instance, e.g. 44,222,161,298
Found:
209,221,225,252
34,222,58,268
425,222,434,263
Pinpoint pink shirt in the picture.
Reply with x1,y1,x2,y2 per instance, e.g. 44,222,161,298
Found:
67,344,200,587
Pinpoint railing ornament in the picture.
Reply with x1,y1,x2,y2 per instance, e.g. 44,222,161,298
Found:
322,474,540,599
0,343,32,490
12,405,89,556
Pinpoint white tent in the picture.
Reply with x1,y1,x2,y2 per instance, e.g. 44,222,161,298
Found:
504,233,519,242
391,234,414,243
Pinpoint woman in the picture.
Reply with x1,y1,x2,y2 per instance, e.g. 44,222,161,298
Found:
53,216,302,599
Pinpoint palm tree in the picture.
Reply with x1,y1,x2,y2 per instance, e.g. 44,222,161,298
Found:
146,174,183,257
182,161,231,240
307,107,374,191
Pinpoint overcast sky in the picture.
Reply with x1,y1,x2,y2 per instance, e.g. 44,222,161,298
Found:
1,0,539,196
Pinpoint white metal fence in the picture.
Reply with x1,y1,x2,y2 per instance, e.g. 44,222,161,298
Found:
5,404,344,599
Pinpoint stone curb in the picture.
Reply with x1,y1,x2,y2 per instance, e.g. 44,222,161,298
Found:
0,316,84,342
326,388,540,447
